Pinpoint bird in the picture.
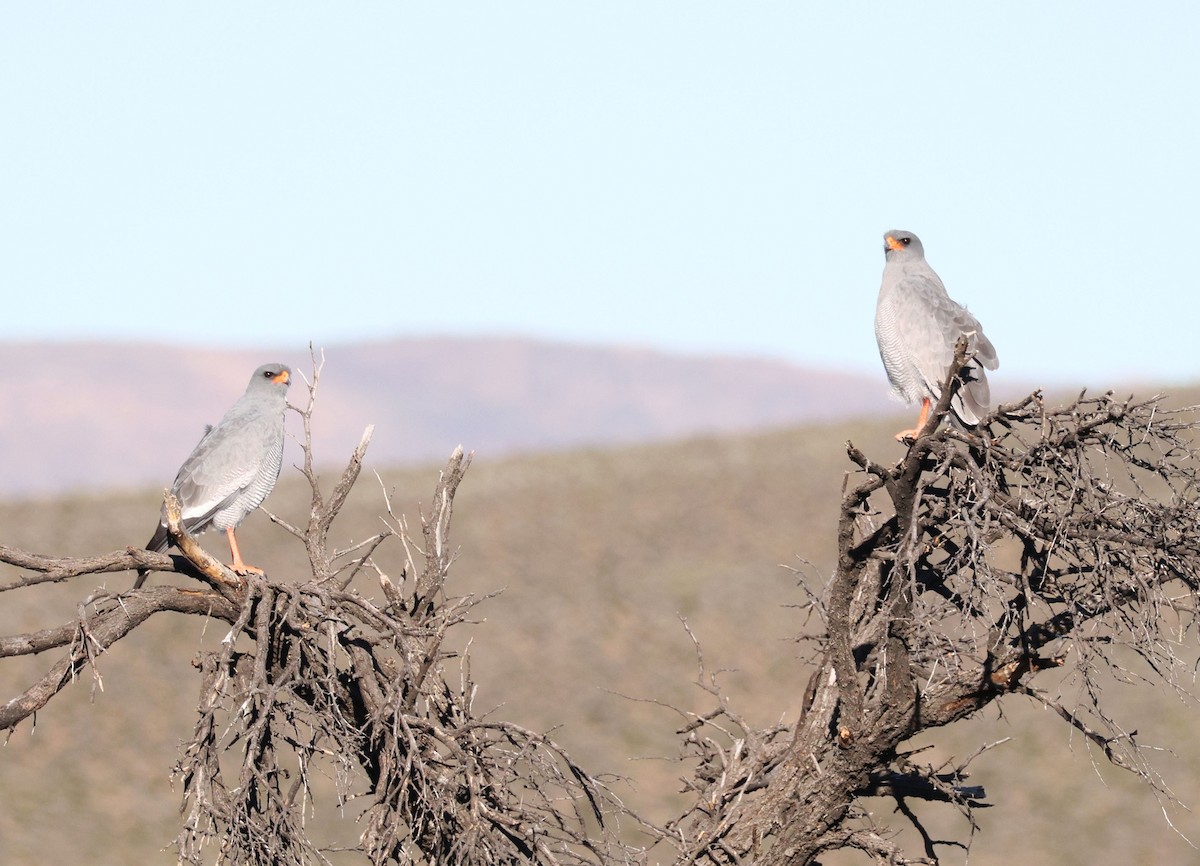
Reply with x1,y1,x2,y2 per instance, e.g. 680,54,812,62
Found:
134,363,292,588
874,230,998,441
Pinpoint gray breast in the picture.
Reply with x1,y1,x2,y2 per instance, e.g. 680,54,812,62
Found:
874,289,927,405
209,433,284,531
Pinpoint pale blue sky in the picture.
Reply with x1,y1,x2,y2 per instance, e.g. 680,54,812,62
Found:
2,4,1196,385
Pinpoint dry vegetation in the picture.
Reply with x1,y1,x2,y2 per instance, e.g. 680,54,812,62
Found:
2,362,1200,865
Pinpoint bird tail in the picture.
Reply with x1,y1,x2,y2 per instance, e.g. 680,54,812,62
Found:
134,522,172,589
952,364,991,426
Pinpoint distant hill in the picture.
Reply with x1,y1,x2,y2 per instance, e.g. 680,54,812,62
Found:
0,336,894,498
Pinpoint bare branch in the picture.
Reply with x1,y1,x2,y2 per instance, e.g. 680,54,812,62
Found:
2,351,638,865
1,588,238,730
660,382,1200,864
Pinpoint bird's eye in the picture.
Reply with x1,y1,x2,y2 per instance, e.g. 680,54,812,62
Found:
901,237,911,245
263,370,274,378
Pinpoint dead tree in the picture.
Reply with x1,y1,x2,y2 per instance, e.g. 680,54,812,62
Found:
657,343,1200,864
0,357,636,866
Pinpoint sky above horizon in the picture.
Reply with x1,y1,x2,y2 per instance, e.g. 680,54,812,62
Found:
2,5,1197,387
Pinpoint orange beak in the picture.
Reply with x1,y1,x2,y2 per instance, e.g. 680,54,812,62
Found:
885,235,904,252
271,370,290,384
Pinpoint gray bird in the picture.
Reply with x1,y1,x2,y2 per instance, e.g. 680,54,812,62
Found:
134,363,292,588
875,230,998,440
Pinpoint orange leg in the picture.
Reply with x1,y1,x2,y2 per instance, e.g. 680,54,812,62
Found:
894,397,932,442
226,527,265,575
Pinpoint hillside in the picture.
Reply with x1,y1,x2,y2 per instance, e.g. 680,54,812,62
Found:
1,391,1199,864
0,336,892,498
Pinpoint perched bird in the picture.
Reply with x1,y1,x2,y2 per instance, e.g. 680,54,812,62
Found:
874,230,998,440
134,363,292,588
